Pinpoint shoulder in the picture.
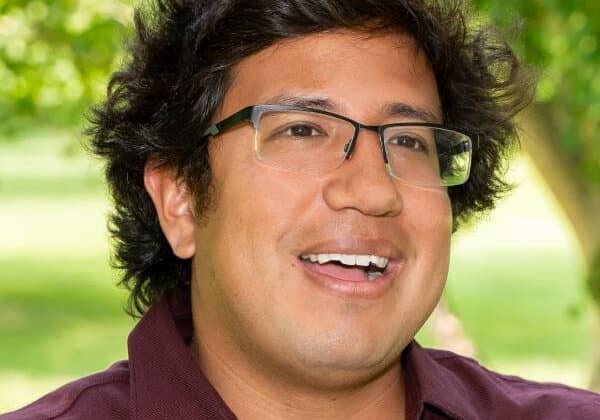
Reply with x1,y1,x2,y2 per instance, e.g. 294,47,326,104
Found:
426,347,600,419
0,361,130,420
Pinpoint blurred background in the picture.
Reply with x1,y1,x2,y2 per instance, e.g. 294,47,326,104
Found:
0,0,599,413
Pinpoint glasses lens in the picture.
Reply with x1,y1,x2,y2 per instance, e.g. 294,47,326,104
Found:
255,110,355,174
383,125,472,187
254,109,472,186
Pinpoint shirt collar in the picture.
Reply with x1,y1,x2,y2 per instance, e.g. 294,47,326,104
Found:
128,290,236,420
403,341,475,420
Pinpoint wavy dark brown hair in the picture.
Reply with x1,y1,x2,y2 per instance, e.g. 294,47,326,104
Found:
87,0,535,316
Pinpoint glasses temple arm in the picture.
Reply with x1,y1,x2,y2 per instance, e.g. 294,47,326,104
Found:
202,106,255,137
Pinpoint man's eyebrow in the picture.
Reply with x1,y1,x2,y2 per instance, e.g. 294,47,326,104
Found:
264,94,339,111
263,94,440,123
383,102,440,123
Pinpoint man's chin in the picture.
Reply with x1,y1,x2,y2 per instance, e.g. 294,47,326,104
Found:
279,335,406,390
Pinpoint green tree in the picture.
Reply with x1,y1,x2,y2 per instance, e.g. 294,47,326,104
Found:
0,0,132,137
473,0,600,388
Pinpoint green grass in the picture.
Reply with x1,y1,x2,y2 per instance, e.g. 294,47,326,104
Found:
0,136,135,412
0,255,132,377
446,248,589,364
0,130,106,198
0,255,134,412
414,244,591,386
0,137,594,412
0,174,106,198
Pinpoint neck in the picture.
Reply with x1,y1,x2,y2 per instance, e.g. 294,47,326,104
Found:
190,334,406,420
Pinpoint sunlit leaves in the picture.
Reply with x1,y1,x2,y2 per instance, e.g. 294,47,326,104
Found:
1,0,598,181
473,0,600,182
0,0,133,135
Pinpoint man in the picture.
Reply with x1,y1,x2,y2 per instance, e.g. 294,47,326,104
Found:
4,0,600,419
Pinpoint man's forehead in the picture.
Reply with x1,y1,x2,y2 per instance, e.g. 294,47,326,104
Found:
221,31,441,123
236,29,427,77
269,28,420,56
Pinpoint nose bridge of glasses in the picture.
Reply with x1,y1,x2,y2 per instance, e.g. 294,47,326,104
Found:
343,123,386,163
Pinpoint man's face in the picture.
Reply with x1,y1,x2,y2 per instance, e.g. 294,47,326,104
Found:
191,30,452,387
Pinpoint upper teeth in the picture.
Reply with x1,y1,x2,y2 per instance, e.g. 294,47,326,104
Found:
300,253,388,269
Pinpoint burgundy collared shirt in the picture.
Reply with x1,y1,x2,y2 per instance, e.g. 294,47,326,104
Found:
4,290,600,419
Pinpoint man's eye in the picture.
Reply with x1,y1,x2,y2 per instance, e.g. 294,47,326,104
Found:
388,135,428,153
284,124,322,137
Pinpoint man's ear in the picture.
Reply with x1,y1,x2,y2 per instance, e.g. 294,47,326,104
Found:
144,161,196,259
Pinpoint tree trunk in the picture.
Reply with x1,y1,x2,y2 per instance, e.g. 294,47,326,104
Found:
518,106,600,390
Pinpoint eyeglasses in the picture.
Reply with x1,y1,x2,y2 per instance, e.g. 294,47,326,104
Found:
203,104,474,187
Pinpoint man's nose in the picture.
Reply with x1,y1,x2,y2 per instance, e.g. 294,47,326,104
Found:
321,129,403,217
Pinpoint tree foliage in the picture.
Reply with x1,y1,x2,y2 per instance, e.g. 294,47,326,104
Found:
0,0,132,137
1,0,598,184
473,0,600,183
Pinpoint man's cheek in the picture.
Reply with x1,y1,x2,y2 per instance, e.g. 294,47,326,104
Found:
404,193,451,231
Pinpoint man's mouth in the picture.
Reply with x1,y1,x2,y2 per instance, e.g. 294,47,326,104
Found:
299,253,389,282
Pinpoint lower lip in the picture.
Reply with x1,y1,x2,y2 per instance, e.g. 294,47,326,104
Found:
299,259,399,299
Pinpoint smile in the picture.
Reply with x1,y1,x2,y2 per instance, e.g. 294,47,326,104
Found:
297,248,401,299
300,253,389,281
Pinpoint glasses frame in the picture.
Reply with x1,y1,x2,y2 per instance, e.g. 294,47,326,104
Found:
203,104,475,187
